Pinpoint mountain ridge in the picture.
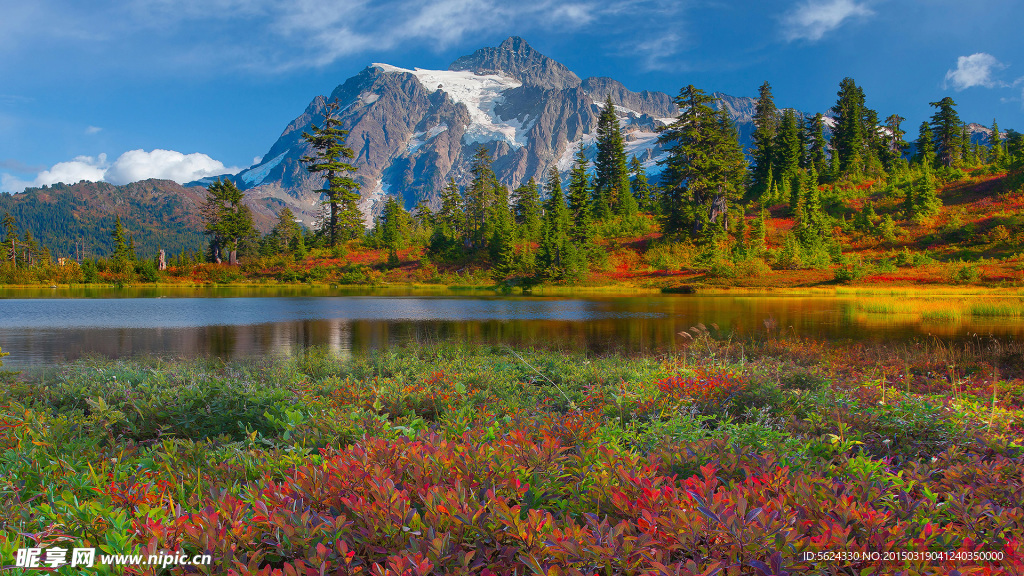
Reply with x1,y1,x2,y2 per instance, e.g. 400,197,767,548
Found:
230,36,750,227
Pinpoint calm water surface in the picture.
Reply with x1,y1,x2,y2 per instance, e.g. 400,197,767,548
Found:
2,286,1023,369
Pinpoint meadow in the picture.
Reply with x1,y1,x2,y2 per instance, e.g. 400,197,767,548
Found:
1,329,1023,575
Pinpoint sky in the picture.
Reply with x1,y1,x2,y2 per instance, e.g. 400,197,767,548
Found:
1,0,1022,193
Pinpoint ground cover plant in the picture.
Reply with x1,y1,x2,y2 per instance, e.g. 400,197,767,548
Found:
1,335,1024,575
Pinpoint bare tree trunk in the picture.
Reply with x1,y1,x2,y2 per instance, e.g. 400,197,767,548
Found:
158,249,167,271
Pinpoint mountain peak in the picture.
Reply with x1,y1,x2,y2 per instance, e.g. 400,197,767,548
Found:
449,36,581,90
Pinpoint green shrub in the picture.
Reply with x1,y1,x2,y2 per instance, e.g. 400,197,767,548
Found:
950,261,981,283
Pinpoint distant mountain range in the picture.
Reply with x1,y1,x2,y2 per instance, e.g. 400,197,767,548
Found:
0,179,274,260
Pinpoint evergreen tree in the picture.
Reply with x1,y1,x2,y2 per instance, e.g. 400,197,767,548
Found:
830,77,867,176
804,167,823,231
658,85,747,239
488,184,515,271
861,106,884,174
538,168,572,278
513,178,542,243
1006,130,1024,170
913,171,942,221
629,156,656,213
594,95,632,219
807,113,829,180
202,179,257,265
465,146,499,250
268,208,301,255
883,114,908,171
961,124,974,166
430,178,464,259
760,165,776,205
773,109,802,183
412,200,433,231
22,230,44,266
566,148,594,246
915,121,936,168
750,81,779,200
788,171,803,215
2,212,17,265
378,196,409,267
929,96,963,168
990,119,1003,164
111,215,132,264
749,205,767,255
301,98,361,246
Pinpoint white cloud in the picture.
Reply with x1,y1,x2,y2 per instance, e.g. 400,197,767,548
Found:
0,149,240,193
783,0,874,42
85,125,102,134
20,0,649,73
630,31,684,72
34,154,108,186
943,53,1007,91
0,173,34,194
105,149,240,185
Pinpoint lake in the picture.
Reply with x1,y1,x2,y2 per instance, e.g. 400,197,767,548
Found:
2,285,1024,369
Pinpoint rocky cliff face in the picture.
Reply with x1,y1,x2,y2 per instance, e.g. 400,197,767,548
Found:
232,36,758,228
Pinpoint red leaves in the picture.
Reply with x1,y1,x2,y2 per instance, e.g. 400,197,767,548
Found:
657,370,747,407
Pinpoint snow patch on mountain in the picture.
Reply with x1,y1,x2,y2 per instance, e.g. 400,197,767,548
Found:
406,124,450,154
373,63,526,148
240,150,288,186
359,180,390,226
555,134,597,172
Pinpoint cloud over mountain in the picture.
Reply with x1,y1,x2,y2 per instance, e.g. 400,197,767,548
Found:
0,149,239,192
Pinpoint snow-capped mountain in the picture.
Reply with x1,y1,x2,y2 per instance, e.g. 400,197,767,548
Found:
231,37,758,227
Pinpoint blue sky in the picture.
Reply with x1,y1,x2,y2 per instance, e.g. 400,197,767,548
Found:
1,0,1022,192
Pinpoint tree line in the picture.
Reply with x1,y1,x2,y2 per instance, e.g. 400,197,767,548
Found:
3,78,1023,286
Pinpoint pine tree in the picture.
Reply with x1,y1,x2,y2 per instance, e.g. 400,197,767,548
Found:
658,85,747,239
203,179,257,265
749,205,767,255
513,178,542,243
301,98,361,246
112,215,131,264
929,97,963,168
465,146,499,250
915,121,936,168
22,230,44,266
538,168,571,277
861,106,884,175
830,78,867,176
759,164,775,205
2,212,17,265
269,208,301,255
566,148,594,247
430,178,464,260
913,171,942,221
629,155,656,214
883,114,908,171
773,109,802,182
378,196,409,267
990,119,1003,164
807,113,829,180
804,167,823,231
901,174,916,221
750,81,779,200
488,184,515,269
594,95,632,220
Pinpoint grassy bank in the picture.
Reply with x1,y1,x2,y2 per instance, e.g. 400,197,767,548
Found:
1,337,1023,574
